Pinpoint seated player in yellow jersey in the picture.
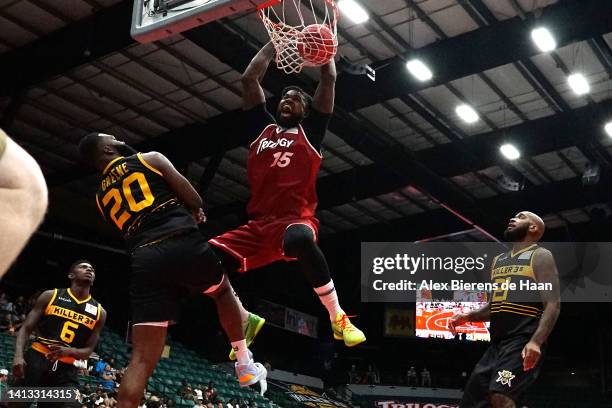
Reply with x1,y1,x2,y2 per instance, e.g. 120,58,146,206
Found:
0,128,48,277
11,260,106,407
450,211,561,408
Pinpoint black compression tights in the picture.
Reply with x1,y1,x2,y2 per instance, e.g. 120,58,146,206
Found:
282,223,331,288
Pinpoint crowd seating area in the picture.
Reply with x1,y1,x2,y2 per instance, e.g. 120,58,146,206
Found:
0,329,274,408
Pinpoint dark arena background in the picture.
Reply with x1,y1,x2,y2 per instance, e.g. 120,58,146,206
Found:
1,0,612,407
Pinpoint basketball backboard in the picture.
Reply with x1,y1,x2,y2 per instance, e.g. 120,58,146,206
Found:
131,0,261,43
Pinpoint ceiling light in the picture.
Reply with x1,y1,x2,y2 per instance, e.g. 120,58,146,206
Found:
568,73,590,95
406,59,433,81
338,0,369,24
605,121,612,137
500,143,521,160
531,27,556,52
455,104,479,124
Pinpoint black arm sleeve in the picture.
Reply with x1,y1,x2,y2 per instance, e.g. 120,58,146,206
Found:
301,108,331,151
242,104,276,144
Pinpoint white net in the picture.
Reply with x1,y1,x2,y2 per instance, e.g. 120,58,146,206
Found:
258,0,339,74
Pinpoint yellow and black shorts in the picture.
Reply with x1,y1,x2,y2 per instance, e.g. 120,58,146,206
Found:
11,348,79,397
459,335,545,406
129,230,223,324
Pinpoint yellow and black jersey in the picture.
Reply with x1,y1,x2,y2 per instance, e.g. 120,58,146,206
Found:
33,288,101,361
95,153,197,249
490,244,543,341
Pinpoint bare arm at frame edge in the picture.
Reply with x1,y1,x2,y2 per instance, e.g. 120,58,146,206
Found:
0,129,48,277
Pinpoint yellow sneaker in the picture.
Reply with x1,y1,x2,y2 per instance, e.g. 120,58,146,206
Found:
229,313,266,361
331,313,366,347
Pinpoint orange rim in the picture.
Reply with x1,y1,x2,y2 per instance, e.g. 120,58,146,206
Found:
257,0,339,27
257,0,337,9
256,0,282,11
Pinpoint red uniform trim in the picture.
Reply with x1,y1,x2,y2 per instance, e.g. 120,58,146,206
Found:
209,238,248,272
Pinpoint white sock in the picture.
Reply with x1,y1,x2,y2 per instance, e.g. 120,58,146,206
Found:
231,340,250,365
314,280,344,322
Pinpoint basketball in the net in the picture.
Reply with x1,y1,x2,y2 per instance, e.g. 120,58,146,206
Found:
296,24,337,66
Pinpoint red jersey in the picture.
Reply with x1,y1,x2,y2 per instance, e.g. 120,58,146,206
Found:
244,104,330,220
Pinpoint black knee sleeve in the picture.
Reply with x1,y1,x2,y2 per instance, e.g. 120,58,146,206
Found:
283,224,331,288
283,224,316,258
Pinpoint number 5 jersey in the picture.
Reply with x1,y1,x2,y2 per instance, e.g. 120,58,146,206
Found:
489,244,544,342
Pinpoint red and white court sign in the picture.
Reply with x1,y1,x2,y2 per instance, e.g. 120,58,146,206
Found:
376,401,458,408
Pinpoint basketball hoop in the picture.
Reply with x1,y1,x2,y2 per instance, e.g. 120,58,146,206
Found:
257,0,339,74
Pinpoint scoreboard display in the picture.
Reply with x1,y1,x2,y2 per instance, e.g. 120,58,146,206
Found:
415,290,490,341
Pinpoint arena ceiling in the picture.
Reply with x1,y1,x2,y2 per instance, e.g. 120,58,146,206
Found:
2,0,612,244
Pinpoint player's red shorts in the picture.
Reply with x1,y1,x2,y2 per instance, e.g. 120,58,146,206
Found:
209,217,319,272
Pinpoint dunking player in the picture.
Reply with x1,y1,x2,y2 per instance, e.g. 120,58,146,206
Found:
450,211,561,408
11,260,106,407
0,128,48,276
209,42,365,360
77,134,266,408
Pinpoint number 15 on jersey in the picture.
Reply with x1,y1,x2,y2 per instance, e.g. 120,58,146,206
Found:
270,152,294,168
